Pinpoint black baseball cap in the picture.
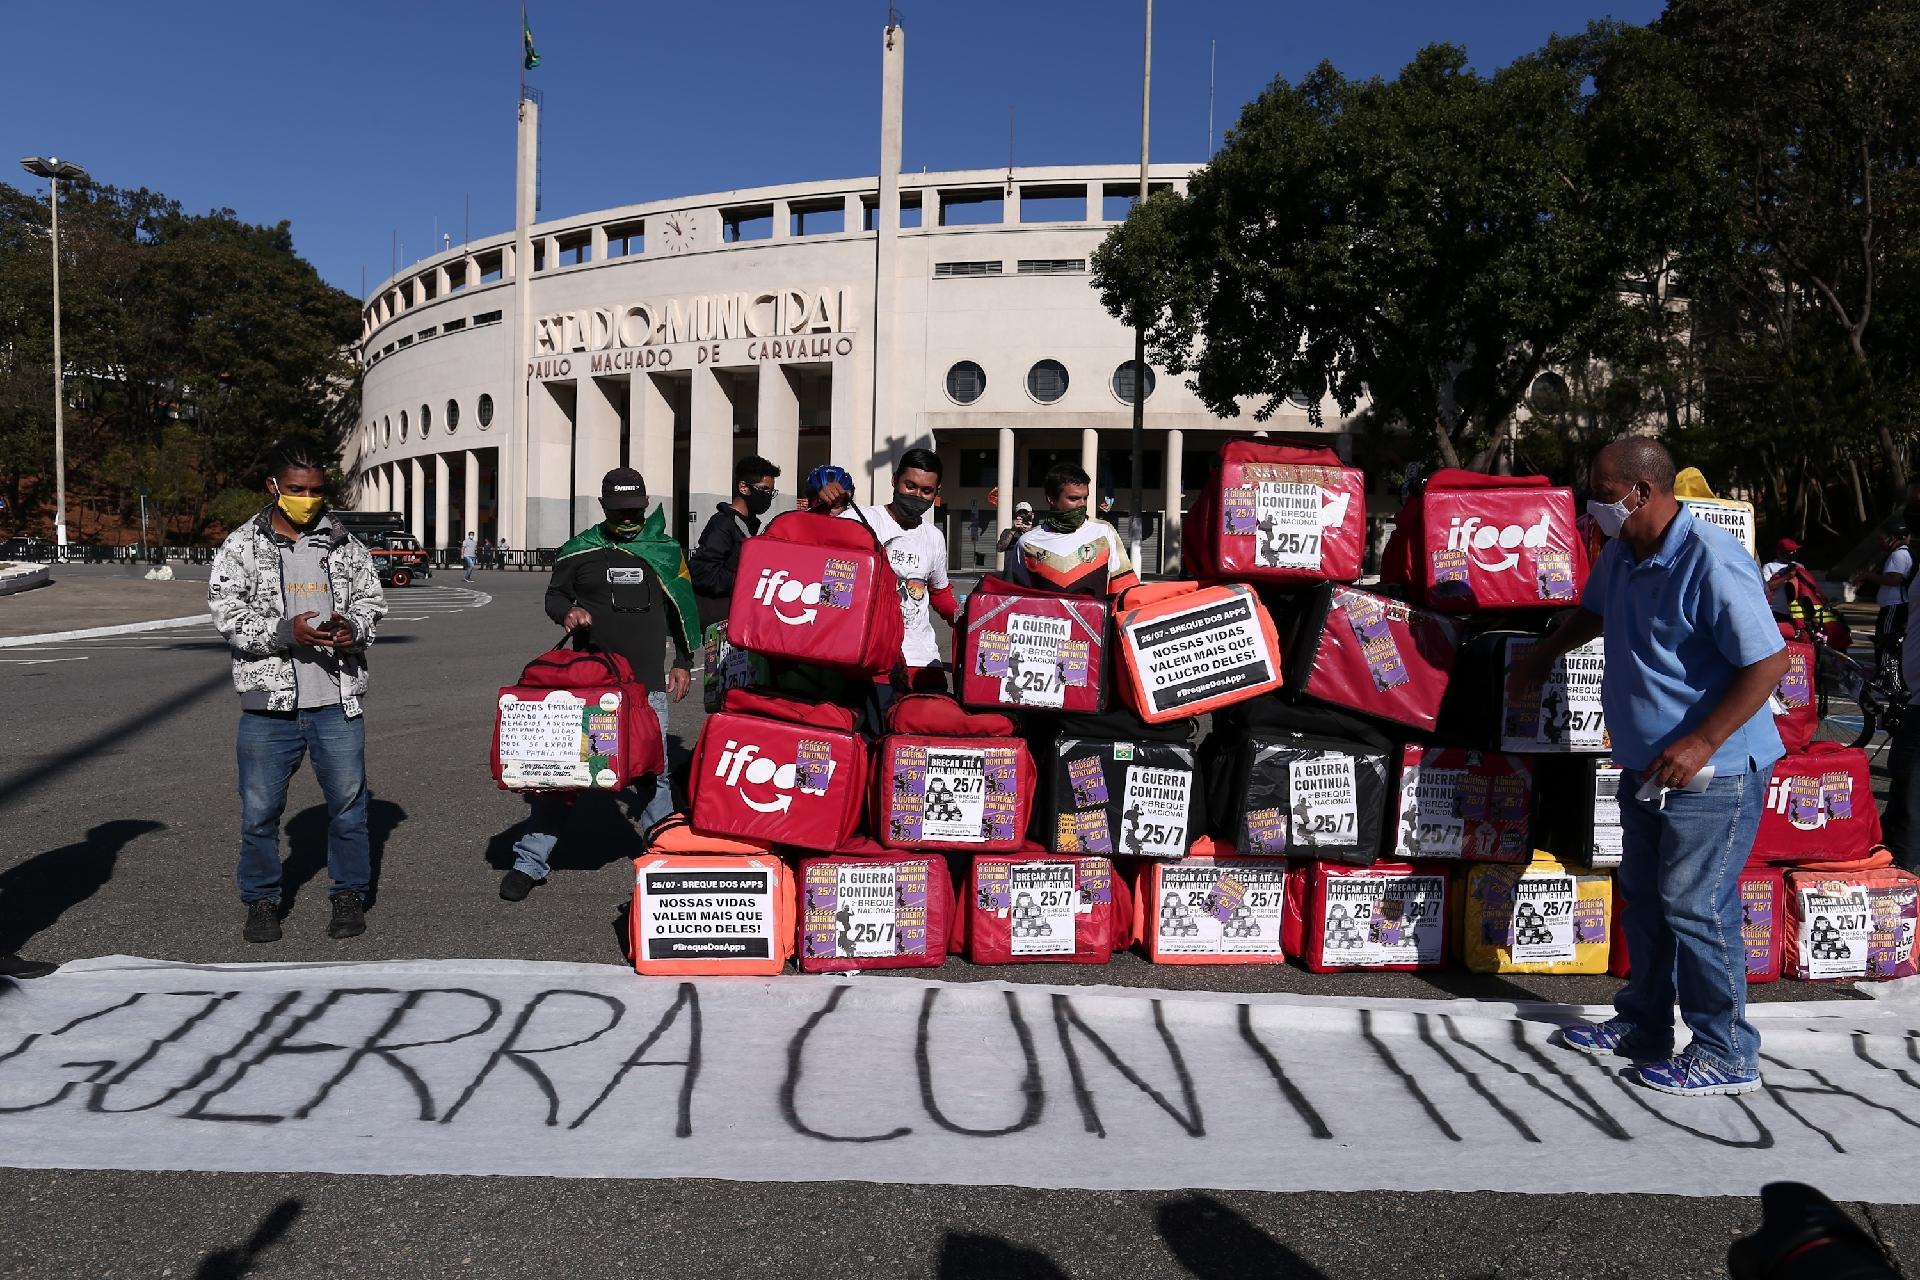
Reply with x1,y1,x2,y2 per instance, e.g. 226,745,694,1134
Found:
601,467,648,511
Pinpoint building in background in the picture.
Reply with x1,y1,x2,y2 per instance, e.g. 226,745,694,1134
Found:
348,25,1356,570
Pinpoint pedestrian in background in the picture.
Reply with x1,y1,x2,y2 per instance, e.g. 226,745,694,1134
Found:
208,441,390,944
1009,464,1139,596
461,529,478,583
1511,438,1785,1097
1854,524,1912,666
689,455,781,631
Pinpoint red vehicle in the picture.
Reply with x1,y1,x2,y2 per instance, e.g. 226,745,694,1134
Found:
336,512,430,588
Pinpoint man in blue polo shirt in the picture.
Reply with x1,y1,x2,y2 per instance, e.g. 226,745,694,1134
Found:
1509,438,1787,1097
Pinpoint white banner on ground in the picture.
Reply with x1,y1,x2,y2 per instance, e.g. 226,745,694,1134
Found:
2,957,1919,1199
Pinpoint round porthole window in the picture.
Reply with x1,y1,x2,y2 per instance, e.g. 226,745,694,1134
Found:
446,399,460,432
477,394,495,429
1027,359,1069,404
399,410,409,441
946,360,986,405
1111,360,1156,405
420,403,431,436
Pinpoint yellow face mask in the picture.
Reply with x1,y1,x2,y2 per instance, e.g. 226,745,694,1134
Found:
273,484,325,527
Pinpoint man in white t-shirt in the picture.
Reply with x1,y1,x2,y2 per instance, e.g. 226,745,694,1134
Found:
842,447,956,713
1857,524,1913,664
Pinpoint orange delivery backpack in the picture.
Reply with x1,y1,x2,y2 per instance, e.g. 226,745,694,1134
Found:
1113,580,1283,724
629,853,796,976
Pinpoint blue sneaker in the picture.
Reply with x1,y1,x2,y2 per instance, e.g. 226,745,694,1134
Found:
1629,1050,1762,1097
1554,1019,1673,1059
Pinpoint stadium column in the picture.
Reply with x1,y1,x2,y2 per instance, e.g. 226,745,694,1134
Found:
433,453,451,549
996,426,1015,534
757,364,800,505
689,364,731,533
463,451,480,544
831,354,869,500
573,374,622,532
633,372,676,537
408,458,425,541
525,377,576,547
1164,427,1184,560
1081,427,1099,492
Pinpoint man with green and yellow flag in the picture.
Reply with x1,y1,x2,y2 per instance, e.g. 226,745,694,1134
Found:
500,467,698,902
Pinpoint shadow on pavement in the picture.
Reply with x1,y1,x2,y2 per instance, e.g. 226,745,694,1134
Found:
938,1232,1072,1279
283,798,405,911
482,791,650,874
0,669,230,807
1158,1194,1333,1280
0,819,165,953
193,1197,301,1280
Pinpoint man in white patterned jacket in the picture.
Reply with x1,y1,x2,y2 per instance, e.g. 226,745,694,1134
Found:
208,442,388,945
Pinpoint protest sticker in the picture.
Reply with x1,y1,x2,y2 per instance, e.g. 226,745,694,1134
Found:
1802,883,1872,979
638,867,775,962
1007,862,1079,956
920,748,989,843
498,690,611,789
1321,875,1446,967
1502,638,1608,752
803,862,928,961
1120,766,1193,859
1592,763,1624,867
1002,613,1072,709
1122,592,1277,716
1155,863,1287,956
1289,754,1359,850
1340,592,1411,691
1253,482,1327,570
1066,754,1109,809
1395,762,1465,859
1508,874,1578,964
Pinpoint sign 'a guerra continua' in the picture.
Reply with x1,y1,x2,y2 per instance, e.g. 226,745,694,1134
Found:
530,286,857,379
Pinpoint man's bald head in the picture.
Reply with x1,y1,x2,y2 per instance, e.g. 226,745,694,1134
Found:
1593,437,1676,496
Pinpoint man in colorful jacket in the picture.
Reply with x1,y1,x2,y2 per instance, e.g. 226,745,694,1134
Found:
208,442,389,944
500,467,698,901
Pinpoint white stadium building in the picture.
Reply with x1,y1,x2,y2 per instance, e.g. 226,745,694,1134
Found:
349,23,1354,570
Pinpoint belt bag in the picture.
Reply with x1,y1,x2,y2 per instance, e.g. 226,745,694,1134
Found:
1751,742,1880,864
1783,852,1920,981
1136,855,1290,965
957,576,1112,714
1460,855,1613,975
1181,437,1367,584
629,854,796,976
1391,745,1534,864
1114,581,1284,723
957,855,1131,965
1610,865,1784,984
1286,583,1461,733
688,689,869,851
872,698,1035,852
1381,470,1588,612
1281,860,1453,972
726,511,903,675
796,851,958,972
492,646,663,792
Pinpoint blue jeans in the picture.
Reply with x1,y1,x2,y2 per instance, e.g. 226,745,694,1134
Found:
236,707,370,904
1614,765,1766,1074
510,690,673,879
463,555,475,581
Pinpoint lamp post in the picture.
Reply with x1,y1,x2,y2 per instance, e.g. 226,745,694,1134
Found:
19,155,89,555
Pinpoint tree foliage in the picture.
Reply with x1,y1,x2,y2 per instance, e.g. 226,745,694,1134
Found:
0,180,359,542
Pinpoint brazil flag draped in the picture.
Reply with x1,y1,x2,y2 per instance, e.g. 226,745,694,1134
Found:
523,11,540,70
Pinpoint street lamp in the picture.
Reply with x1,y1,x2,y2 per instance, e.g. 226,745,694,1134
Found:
19,155,89,555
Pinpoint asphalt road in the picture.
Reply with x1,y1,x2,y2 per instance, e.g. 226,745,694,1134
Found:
0,565,1909,1279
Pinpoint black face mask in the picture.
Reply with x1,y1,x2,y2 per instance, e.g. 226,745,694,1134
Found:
893,492,933,521
744,488,775,517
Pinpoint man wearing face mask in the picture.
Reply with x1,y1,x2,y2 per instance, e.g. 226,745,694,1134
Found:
689,455,781,630
842,447,957,704
1509,438,1785,1098
1009,463,1140,596
208,441,389,944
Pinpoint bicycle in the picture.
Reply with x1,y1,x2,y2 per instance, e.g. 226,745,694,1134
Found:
1804,627,1905,749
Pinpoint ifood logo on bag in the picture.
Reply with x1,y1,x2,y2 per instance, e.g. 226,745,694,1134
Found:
713,739,834,814
752,569,822,626
1446,513,1553,572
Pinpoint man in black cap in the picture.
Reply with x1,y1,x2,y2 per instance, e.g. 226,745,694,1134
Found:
500,468,700,901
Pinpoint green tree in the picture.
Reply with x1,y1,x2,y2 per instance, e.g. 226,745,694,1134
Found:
1092,27,1704,473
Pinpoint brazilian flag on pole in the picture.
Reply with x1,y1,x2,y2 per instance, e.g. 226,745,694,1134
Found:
523,8,540,70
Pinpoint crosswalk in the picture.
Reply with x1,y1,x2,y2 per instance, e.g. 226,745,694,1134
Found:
0,583,493,664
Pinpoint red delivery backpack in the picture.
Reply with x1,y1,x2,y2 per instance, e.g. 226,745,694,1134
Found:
629,854,796,976
1114,581,1284,723
957,576,1112,714
872,695,1034,851
957,854,1132,965
1381,470,1588,613
1390,745,1534,864
643,813,773,858
1783,851,1920,982
1772,639,1817,754
1609,865,1783,984
492,645,664,792
687,689,870,851
796,850,958,972
1134,855,1290,965
725,510,904,676
1282,860,1453,973
1285,583,1462,732
1182,437,1367,584
1750,742,1880,865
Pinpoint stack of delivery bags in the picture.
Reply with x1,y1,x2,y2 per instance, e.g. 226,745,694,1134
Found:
490,448,1915,984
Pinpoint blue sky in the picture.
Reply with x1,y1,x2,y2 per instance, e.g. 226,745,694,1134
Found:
5,1,1663,299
